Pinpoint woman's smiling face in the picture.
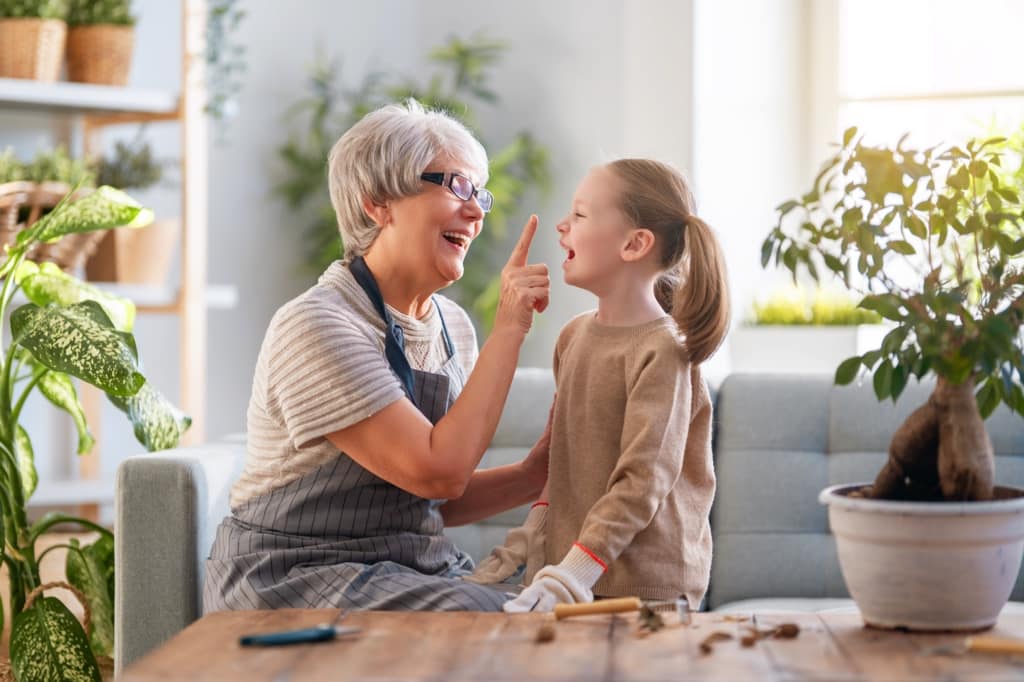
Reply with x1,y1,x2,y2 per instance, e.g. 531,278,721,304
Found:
388,158,486,286
555,166,631,295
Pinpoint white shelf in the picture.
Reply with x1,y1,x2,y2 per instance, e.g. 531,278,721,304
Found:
92,283,239,310
27,477,114,507
0,78,178,115
12,283,239,310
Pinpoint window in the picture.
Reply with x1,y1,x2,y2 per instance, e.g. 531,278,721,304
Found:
836,0,1024,146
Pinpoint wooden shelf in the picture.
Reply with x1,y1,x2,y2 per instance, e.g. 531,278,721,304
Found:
0,78,178,116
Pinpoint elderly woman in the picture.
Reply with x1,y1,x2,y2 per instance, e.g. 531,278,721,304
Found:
203,100,550,612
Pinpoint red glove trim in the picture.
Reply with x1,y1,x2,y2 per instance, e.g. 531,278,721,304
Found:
572,542,607,570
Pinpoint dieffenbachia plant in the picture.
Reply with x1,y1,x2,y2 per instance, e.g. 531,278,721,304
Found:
0,186,191,681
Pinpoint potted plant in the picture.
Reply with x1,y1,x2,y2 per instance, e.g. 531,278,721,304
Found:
0,0,67,82
0,186,190,681
86,132,178,284
0,146,102,272
730,285,885,373
65,0,134,86
762,127,1024,631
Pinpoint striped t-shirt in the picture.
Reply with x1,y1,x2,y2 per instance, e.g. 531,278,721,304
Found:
231,261,479,508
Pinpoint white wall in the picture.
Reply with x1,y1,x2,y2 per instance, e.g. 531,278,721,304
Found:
692,0,814,382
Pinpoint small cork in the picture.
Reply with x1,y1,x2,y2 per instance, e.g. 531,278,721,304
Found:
535,621,556,643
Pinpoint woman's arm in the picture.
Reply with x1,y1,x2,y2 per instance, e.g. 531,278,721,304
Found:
440,400,553,526
326,217,549,500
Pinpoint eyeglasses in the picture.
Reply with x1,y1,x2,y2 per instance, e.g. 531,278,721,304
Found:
420,172,494,213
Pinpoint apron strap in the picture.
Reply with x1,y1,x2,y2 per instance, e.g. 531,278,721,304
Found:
349,257,455,401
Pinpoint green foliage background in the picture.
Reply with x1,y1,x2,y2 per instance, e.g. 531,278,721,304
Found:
274,34,551,331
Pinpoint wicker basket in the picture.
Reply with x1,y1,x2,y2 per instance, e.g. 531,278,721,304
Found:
0,181,108,272
0,18,67,82
66,24,134,86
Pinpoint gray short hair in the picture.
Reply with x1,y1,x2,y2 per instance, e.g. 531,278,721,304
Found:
327,99,489,261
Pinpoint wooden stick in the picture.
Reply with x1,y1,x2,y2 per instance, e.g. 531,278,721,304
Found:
554,597,643,620
966,635,1024,655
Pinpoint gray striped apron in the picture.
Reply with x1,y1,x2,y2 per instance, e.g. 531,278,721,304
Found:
203,258,509,612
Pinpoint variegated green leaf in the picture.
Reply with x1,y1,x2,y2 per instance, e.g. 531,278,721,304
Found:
38,370,95,455
11,258,40,284
21,262,136,332
35,186,153,244
15,424,37,499
10,596,102,682
65,536,114,658
11,301,144,397
108,381,191,451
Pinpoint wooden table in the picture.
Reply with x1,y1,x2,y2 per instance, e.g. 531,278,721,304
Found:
122,608,1024,681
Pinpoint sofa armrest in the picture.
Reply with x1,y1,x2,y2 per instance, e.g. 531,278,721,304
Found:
114,442,245,672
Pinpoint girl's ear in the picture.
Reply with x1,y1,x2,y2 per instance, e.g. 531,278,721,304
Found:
361,195,391,227
620,228,656,262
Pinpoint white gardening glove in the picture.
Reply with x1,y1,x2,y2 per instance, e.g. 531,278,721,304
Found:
503,543,606,613
465,502,548,585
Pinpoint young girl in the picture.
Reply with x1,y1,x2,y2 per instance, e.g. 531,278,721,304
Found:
467,158,730,612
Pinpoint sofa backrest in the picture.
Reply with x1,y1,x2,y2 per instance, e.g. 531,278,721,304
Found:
707,372,1024,609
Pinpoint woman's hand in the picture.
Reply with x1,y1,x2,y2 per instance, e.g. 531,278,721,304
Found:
493,215,549,337
520,396,555,491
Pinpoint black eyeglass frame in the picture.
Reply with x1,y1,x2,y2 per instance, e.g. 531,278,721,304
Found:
420,172,494,213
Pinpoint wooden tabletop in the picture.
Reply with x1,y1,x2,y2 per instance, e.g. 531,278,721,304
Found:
122,608,1024,681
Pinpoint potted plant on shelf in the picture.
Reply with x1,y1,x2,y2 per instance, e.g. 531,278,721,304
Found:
0,186,190,681
86,132,178,284
0,0,67,82
65,0,134,86
729,285,884,373
762,127,1024,631
0,146,103,272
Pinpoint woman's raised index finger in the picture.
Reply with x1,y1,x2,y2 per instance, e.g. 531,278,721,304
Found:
506,215,539,267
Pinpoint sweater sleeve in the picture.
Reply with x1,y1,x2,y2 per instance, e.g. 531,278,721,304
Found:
574,343,693,564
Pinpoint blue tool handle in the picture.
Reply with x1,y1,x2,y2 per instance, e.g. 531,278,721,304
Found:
240,624,336,646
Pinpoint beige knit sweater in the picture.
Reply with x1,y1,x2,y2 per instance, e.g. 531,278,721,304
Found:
544,312,716,606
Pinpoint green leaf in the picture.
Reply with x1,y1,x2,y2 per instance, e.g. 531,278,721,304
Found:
835,356,862,385
20,263,136,332
34,186,153,244
107,382,191,451
969,160,988,178
15,424,37,500
842,126,858,147
760,237,774,268
948,165,970,191
977,379,1000,419
873,361,894,401
888,239,916,255
65,536,114,657
859,294,905,321
38,371,95,455
890,363,910,400
11,301,144,397
10,596,101,682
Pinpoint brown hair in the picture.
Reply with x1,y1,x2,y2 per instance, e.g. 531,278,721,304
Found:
606,159,731,364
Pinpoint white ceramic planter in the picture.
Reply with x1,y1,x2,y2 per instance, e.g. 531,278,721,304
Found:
820,483,1024,631
730,325,888,374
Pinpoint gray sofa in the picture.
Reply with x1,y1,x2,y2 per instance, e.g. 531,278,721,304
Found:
114,370,1024,671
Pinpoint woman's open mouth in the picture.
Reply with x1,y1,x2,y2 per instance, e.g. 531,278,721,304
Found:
442,232,470,252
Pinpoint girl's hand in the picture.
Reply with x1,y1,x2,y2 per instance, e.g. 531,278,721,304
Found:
493,215,549,337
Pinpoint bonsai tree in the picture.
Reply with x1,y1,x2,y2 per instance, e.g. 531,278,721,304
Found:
0,187,190,680
762,127,1024,502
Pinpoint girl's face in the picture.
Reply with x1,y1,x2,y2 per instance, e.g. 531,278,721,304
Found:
555,166,632,295
387,157,485,286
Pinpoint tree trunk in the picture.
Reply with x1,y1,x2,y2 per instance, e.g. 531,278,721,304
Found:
861,377,995,501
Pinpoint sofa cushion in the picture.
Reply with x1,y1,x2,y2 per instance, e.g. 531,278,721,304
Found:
708,373,1024,610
